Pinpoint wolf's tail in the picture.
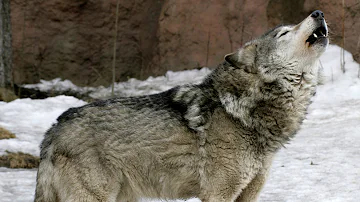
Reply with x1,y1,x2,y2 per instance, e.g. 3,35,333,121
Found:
34,158,57,202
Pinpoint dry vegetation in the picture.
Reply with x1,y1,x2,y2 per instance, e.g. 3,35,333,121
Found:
0,87,17,102
0,151,39,168
0,127,39,168
0,126,16,139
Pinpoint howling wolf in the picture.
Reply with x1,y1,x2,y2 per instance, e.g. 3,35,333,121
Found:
35,10,328,202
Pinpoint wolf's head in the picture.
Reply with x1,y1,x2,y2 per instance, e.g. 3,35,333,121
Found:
225,10,328,77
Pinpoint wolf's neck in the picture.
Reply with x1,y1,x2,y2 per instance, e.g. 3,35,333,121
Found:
209,64,318,151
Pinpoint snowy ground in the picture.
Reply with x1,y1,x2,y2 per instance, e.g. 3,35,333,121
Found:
0,45,359,202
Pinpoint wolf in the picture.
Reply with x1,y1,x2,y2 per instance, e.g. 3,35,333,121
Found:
34,10,328,202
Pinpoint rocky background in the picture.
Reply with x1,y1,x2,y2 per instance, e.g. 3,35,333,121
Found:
10,0,360,87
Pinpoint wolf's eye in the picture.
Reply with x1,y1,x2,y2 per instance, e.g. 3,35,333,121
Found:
279,31,289,37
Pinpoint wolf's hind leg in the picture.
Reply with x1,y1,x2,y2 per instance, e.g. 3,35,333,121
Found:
53,153,123,202
57,171,122,202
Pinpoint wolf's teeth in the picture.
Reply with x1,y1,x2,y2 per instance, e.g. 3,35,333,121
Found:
313,33,318,38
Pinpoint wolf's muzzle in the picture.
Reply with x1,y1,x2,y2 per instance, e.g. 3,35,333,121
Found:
306,10,328,46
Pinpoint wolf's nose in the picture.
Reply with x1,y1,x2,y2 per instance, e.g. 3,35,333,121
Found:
311,10,324,20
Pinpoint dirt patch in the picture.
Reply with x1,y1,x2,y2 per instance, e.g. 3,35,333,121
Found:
0,127,16,139
0,151,40,168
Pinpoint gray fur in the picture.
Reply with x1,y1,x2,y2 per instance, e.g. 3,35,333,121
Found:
35,12,328,202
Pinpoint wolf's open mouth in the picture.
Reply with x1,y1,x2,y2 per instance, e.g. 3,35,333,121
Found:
306,25,328,45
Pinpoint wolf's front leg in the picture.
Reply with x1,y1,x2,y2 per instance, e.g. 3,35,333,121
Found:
198,167,248,202
235,155,274,202
199,165,257,202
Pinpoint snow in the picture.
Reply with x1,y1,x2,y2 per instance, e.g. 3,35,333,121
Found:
23,68,212,99
0,168,37,202
0,45,359,201
23,78,97,96
0,96,86,156
90,67,211,98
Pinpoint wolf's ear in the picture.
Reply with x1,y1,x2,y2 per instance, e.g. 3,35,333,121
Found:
225,44,256,68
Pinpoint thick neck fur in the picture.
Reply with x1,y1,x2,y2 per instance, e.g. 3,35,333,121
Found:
174,60,320,152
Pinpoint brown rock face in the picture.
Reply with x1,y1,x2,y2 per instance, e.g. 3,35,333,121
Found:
154,0,268,75
12,0,154,86
10,0,360,86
